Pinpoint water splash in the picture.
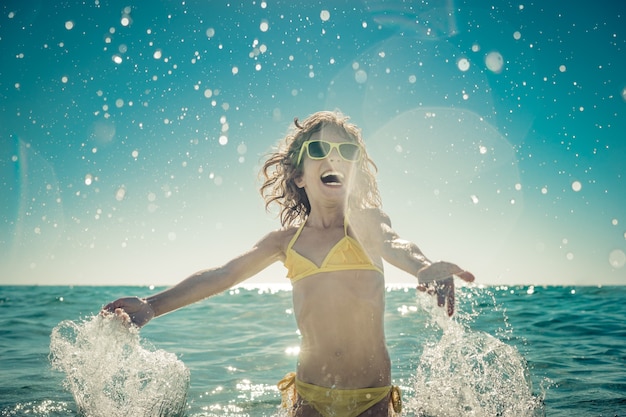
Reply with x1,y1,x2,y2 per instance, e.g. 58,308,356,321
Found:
50,314,189,417
407,292,544,417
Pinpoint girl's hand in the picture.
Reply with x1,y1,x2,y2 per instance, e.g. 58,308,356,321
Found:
417,261,475,316
102,297,155,328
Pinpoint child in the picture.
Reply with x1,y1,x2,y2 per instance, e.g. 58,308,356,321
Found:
103,110,475,417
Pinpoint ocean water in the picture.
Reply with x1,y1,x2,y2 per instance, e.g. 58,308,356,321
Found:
1,285,625,417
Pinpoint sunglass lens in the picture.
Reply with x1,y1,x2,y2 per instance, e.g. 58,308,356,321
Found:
339,143,361,161
307,141,330,158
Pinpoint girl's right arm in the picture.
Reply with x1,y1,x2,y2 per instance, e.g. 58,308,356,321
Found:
102,230,286,327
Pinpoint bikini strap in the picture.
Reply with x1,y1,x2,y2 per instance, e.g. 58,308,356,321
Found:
287,218,307,251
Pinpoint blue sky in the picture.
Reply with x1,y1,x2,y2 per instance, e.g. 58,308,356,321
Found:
1,0,625,286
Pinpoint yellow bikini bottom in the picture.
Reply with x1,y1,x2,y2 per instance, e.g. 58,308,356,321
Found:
278,372,402,417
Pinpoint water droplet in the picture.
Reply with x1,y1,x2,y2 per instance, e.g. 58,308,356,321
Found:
609,249,626,268
115,187,126,201
485,51,503,73
457,58,470,72
354,69,367,84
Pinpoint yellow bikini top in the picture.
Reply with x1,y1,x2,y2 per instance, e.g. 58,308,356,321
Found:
284,217,384,283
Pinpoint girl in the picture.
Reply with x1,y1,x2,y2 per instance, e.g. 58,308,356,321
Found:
104,110,474,417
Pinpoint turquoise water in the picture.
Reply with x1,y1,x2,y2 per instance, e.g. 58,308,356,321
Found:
1,285,625,416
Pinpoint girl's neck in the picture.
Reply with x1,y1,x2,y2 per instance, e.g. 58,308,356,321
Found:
306,205,347,229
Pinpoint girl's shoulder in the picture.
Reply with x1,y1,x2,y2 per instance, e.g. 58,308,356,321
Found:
352,207,391,227
250,227,302,263
348,208,391,245
264,225,302,251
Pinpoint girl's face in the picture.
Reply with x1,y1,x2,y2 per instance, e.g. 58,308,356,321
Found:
294,125,360,207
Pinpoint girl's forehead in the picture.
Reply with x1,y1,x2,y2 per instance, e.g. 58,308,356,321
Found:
310,124,352,141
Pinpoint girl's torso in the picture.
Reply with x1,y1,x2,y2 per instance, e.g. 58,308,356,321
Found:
280,214,391,388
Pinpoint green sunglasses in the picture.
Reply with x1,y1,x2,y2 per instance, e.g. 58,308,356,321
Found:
296,140,362,166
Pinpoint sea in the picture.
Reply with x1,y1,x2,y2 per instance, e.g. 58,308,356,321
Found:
0,284,624,417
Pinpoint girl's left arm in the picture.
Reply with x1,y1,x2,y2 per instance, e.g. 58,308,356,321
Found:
373,209,475,316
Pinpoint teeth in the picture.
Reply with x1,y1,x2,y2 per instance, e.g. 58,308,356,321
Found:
321,171,344,180
321,171,344,184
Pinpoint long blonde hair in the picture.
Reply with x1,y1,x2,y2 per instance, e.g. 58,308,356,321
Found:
260,110,381,227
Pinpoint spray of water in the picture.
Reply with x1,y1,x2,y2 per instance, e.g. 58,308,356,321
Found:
50,314,189,417
407,290,544,417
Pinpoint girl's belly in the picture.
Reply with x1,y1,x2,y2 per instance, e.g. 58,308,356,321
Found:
296,339,392,389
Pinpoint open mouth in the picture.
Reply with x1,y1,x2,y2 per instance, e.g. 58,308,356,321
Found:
321,171,344,186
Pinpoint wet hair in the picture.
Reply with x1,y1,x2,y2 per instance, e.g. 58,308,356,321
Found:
260,110,381,227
